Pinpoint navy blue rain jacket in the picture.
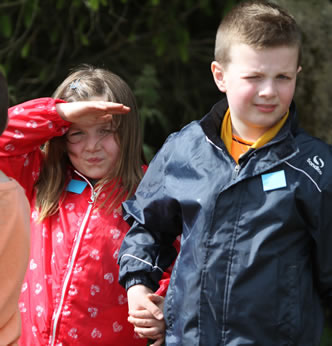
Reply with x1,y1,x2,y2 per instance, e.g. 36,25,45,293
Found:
118,98,332,346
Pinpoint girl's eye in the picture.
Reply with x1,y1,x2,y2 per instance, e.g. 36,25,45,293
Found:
66,131,84,144
99,128,113,136
70,131,83,136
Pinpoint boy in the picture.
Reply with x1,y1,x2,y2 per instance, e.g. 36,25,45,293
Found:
118,1,332,345
0,72,30,345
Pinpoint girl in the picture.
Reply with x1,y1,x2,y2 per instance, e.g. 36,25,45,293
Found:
0,65,164,345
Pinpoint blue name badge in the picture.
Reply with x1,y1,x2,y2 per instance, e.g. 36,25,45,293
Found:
261,170,287,191
66,179,88,194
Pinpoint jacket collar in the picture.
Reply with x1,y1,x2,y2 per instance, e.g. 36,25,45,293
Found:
200,97,299,152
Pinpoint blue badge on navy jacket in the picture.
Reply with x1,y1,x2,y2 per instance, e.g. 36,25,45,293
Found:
66,179,88,194
261,170,286,191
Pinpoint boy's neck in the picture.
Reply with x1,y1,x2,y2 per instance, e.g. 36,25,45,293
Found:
231,123,266,142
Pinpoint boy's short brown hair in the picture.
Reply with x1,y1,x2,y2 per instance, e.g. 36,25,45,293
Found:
215,0,302,67
0,72,8,135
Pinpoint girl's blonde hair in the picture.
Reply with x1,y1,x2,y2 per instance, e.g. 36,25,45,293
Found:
35,64,146,220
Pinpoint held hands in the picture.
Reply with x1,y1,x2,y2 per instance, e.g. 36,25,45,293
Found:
56,101,130,126
127,285,166,346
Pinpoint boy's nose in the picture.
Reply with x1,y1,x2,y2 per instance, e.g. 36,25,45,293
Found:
258,80,277,98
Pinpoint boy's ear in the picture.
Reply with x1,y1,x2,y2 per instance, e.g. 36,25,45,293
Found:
297,66,302,74
211,61,227,93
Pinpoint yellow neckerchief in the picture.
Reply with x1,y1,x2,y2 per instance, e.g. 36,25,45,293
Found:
221,108,289,163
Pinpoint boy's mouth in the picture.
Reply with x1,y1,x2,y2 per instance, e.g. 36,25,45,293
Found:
255,104,277,113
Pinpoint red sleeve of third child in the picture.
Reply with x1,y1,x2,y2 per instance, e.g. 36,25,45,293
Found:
155,235,181,296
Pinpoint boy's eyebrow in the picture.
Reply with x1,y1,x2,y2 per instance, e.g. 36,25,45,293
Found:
240,68,297,75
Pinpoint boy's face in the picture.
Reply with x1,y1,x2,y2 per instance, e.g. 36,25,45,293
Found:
211,43,301,141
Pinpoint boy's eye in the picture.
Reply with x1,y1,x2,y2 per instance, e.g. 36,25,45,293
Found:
277,75,290,80
245,75,259,80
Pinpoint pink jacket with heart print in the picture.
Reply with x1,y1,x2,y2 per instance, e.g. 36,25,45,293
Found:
0,98,148,346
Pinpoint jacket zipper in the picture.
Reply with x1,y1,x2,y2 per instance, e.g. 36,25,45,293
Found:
232,164,241,180
50,172,95,346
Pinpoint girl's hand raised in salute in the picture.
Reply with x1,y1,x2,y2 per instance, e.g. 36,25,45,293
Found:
56,100,130,126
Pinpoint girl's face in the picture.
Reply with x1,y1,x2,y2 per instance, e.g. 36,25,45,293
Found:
66,121,120,180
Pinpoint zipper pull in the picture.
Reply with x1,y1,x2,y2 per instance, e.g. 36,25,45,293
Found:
89,190,96,204
232,164,240,180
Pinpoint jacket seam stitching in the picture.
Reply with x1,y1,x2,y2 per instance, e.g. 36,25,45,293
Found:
221,189,242,345
120,254,164,273
285,161,321,193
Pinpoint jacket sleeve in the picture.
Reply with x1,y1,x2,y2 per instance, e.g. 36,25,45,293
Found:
312,176,332,310
0,181,30,345
155,236,181,296
0,98,70,201
118,136,182,292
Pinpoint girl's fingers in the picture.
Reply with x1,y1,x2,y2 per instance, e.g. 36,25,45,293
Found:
94,101,130,113
147,293,164,305
134,326,163,337
128,316,156,327
129,309,154,318
150,337,165,346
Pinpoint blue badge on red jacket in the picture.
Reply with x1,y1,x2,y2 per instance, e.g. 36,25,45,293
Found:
66,179,88,194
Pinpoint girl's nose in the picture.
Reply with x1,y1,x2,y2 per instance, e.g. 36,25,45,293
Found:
84,134,101,151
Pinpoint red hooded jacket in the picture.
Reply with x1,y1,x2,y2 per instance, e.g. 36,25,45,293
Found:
0,98,150,345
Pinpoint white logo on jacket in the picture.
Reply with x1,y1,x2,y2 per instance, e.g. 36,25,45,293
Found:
68,285,78,296
35,283,42,295
84,228,93,239
21,282,28,292
104,273,114,284
90,249,100,260
62,305,71,316
91,328,102,338
110,228,121,239
88,307,98,318
13,106,24,114
14,130,24,139
307,155,324,175
30,259,37,270
4,144,15,152
90,285,100,296
68,328,78,339
36,305,44,317
56,231,64,243
19,302,27,313
26,120,37,128
118,294,127,305
113,322,123,333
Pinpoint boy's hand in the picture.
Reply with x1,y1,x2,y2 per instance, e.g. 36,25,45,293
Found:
127,285,165,345
56,101,130,126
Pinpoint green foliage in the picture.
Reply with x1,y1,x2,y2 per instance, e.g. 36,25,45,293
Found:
0,0,234,146
321,327,332,346
134,64,165,160
0,14,12,38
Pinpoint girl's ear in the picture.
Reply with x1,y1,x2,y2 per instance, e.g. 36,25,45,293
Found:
211,61,227,93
